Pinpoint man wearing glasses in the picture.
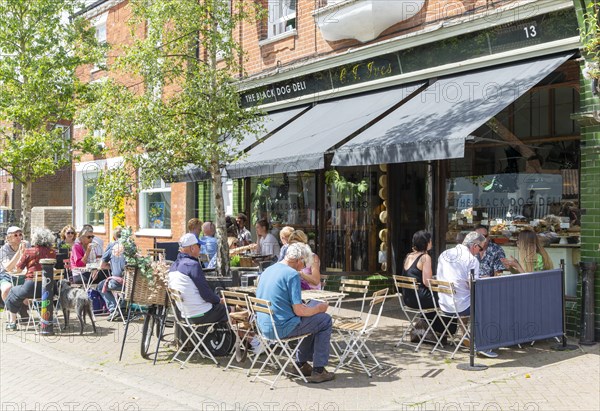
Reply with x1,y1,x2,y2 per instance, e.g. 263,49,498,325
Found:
437,231,498,358
0,227,29,307
474,224,506,277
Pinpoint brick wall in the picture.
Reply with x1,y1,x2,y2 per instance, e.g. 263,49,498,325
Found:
30,207,73,236
31,167,72,208
239,0,513,77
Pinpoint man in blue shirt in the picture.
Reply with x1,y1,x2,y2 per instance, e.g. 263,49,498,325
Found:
256,242,334,383
97,227,127,314
200,221,218,266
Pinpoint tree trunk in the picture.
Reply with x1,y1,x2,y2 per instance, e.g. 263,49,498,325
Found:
20,181,31,237
210,163,230,277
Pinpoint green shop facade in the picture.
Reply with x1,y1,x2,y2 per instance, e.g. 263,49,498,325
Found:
189,3,598,340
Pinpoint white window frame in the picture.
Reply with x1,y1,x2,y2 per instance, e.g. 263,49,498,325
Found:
52,124,71,163
268,0,296,38
74,159,108,234
137,179,172,237
92,12,108,72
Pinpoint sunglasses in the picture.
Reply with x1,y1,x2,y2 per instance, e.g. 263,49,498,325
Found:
13,232,23,237
66,231,75,235
475,244,484,251
86,235,95,239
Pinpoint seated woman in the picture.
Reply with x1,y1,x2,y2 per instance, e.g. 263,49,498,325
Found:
501,228,554,273
57,225,76,252
4,228,57,330
69,227,96,284
287,230,321,290
277,226,294,262
401,230,445,338
253,219,280,259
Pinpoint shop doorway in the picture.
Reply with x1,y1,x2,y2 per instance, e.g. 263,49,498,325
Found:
388,163,427,275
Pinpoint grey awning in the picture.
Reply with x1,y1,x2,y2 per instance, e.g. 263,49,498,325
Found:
331,53,573,167
167,107,307,182
226,83,424,179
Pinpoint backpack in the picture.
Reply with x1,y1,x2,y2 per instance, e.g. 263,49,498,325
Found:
87,288,108,315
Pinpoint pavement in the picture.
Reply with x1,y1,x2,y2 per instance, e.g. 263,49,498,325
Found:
1,298,599,411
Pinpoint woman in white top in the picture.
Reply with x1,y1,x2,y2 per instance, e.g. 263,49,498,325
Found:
254,219,280,258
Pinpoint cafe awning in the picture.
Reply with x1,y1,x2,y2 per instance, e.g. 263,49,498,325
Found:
331,53,573,167
167,106,308,183
226,82,425,179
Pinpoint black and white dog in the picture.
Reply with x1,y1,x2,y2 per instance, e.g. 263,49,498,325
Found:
59,280,97,335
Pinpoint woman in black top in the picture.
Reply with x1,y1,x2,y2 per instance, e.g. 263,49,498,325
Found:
402,230,445,336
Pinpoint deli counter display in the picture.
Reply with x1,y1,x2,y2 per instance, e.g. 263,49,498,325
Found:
445,173,580,296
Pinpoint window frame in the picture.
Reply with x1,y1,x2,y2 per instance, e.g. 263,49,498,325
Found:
137,178,172,237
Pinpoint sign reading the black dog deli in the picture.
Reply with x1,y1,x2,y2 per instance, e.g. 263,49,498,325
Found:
239,9,577,107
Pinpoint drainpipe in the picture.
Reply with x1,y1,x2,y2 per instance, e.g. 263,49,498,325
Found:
425,161,434,233
579,261,597,345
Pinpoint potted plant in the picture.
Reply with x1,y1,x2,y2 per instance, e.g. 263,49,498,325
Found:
581,3,600,95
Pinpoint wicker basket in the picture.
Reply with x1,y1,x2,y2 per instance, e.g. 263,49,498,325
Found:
123,265,168,306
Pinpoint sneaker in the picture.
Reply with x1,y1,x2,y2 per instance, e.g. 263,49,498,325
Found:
462,338,470,348
5,322,17,331
310,368,335,383
477,350,498,358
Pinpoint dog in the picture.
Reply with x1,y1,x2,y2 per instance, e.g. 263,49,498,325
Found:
59,280,97,335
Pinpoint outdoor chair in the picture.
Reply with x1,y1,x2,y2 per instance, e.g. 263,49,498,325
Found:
393,275,440,351
246,295,310,389
25,269,65,333
166,287,220,368
428,279,469,358
146,248,165,261
221,290,256,373
331,278,370,323
332,287,389,377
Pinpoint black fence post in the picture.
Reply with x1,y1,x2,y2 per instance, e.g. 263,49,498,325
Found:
553,259,578,351
457,269,487,371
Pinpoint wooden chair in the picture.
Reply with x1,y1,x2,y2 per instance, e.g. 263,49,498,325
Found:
25,269,65,333
146,248,165,261
428,279,469,358
331,279,371,323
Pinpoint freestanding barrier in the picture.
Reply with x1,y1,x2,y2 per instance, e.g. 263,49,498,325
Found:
473,269,563,352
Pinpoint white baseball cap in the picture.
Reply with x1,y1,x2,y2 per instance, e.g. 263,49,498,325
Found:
179,233,205,248
6,226,22,235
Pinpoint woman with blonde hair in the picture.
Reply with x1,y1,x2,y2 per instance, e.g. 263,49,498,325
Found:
277,226,295,262
502,228,553,273
57,225,77,251
287,229,321,290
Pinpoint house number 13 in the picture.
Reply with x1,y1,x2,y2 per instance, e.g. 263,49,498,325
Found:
523,25,537,38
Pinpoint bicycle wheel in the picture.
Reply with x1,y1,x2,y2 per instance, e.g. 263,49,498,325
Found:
141,306,156,359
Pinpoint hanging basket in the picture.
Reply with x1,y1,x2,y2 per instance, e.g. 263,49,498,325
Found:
123,263,168,306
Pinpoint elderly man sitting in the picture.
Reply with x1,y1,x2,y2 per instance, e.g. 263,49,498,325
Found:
168,233,227,325
437,231,498,358
256,242,334,383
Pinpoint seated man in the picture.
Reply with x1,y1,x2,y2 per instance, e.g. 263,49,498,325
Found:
168,233,227,325
256,242,334,383
200,221,218,267
437,231,498,358
474,224,506,277
97,227,126,314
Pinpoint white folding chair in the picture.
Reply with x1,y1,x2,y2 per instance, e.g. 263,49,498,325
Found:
333,287,389,377
25,270,65,333
247,296,310,389
221,290,255,372
331,279,370,323
166,287,220,368
428,279,470,358
393,275,440,351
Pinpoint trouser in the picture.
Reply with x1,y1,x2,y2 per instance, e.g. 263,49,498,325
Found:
97,279,123,312
5,280,40,314
285,311,333,368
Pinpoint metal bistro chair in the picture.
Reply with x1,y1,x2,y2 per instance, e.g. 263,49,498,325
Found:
246,296,311,389
166,287,220,368
25,269,65,333
333,287,389,377
393,275,440,351
221,290,256,373
428,279,470,358
331,279,371,323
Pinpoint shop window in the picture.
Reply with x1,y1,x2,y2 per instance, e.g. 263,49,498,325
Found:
250,172,316,242
324,167,382,273
139,179,171,230
267,0,296,38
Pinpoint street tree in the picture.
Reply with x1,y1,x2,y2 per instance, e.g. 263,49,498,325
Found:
0,0,105,233
77,0,263,276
